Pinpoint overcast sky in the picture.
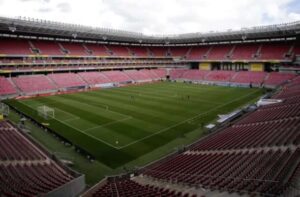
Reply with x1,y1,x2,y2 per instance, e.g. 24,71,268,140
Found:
0,0,299,35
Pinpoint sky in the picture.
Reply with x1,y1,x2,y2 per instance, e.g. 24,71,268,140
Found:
0,0,299,35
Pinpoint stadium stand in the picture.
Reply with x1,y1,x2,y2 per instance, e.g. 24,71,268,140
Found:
170,47,190,57
31,40,63,55
85,178,197,197
259,43,291,60
129,46,149,57
151,69,167,78
12,75,57,94
206,45,232,60
191,118,300,151
84,44,110,56
205,70,236,82
78,72,112,85
187,46,210,60
264,72,295,86
84,76,300,197
148,47,167,57
102,71,132,83
60,42,88,56
170,69,188,80
138,69,160,80
124,70,152,81
0,120,84,196
0,17,300,197
0,77,17,95
108,45,131,56
0,39,33,55
231,71,267,85
180,70,210,81
48,73,87,88
0,69,297,96
230,44,259,60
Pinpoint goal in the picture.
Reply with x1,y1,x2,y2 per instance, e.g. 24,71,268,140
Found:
37,105,55,119
0,103,9,116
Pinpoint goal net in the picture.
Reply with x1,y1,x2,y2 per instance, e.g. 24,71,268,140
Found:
0,103,9,116
37,105,55,119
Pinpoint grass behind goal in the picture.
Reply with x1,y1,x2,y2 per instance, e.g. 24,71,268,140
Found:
4,82,264,168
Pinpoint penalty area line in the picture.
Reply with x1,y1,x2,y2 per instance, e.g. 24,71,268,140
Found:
21,102,120,149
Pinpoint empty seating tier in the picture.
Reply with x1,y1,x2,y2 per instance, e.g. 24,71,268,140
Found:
231,71,266,85
187,46,210,60
143,148,300,196
60,42,88,56
0,163,74,197
259,43,291,60
108,45,130,56
0,77,17,95
231,44,259,60
205,71,235,82
170,47,189,57
84,44,110,56
206,45,232,60
0,120,76,196
181,70,210,80
0,39,32,55
124,70,151,81
102,71,132,83
12,75,56,93
48,73,87,88
87,179,196,197
148,47,167,57
151,69,167,78
78,72,111,85
191,118,300,151
31,40,63,55
0,121,45,161
129,46,149,57
264,72,295,86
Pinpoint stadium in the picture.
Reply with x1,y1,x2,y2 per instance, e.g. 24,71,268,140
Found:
0,1,300,196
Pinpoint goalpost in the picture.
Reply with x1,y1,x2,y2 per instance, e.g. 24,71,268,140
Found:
0,103,9,116
37,105,55,119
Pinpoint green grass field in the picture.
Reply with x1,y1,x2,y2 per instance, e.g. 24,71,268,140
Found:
4,82,264,170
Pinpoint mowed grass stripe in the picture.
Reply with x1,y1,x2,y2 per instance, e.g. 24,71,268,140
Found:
100,85,221,115
132,83,255,103
5,82,264,168
110,88,222,108
65,92,174,127
33,95,157,142
84,90,190,122
22,96,116,126
21,99,132,147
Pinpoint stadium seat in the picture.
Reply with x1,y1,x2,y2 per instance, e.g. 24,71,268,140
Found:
102,71,132,83
0,39,33,55
48,73,87,88
0,77,17,95
12,75,57,93
0,120,76,196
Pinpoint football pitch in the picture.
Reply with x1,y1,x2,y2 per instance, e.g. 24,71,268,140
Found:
5,82,264,168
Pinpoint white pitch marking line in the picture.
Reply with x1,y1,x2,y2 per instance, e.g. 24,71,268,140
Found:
83,116,132,132
63,117,80,122
117,90,261,149
21,102,120,149
114,88,223,105
20,89,260,150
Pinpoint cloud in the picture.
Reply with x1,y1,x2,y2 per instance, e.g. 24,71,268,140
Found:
37,7,52,12
0,0,298,34
56,2,71,12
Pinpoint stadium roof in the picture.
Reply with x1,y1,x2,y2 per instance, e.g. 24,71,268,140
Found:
0,16,300,45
